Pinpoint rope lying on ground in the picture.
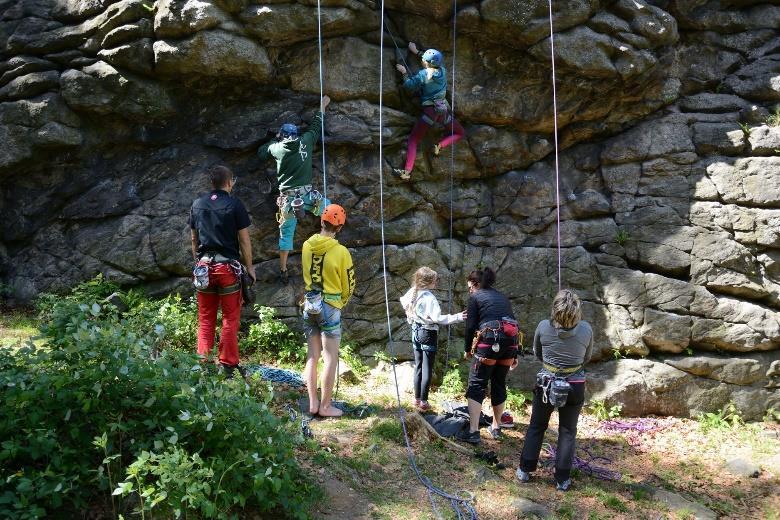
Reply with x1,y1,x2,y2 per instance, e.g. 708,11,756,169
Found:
244,365,305,387
542,442,622,481
599,418,664,433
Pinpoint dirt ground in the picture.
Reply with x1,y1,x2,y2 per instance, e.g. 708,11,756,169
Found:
285,372,780,520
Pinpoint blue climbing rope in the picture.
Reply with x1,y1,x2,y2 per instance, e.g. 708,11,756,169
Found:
378,1,478,518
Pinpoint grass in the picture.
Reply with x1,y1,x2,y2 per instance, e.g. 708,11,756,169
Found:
0,309,38,348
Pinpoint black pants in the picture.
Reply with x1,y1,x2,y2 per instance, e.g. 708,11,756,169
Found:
465,357,510,406
520,382,585,483
413,349,436,401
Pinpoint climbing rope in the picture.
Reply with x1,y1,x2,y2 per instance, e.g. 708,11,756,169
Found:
316,0,327,199
244,364,305,387
382,17,411,72
378,1,477,518
547,0,562,290
444,0,458,370
542,443,622,482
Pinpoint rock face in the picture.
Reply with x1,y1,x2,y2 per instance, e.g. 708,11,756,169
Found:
1,0,778,419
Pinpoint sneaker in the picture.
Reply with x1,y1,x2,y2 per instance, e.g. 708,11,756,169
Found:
487,425,502,440
418,401,432,412
515,468,530,483
392,167,411,181
279,269,289,285
455,429,481,445
500,411,515,428
556,479,572,492
413,398,421,408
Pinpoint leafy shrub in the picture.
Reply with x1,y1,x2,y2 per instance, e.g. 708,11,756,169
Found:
697,402,745,432
438,362,465,396
240,305,305,366
505,389,530,415
766,105,780,127
124,293,198,353
341,342,369,379
587,400,623,421
0,283,312,519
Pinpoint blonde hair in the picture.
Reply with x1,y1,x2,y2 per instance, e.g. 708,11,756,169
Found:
550,289,582,329
405,267,438,320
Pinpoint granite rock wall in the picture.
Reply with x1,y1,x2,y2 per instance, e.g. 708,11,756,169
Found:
1,0,778,418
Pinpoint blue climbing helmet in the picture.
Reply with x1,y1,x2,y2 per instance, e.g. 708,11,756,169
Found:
421,48,443,68
280,123,298,138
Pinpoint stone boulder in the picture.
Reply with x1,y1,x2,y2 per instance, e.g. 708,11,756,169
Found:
60,61,176,121
240,3,376,46
154,0,231,39
665,354,764,385
153,30,274,83
0,70,60,101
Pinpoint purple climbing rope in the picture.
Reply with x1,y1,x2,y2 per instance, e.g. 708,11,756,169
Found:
600,418,664,433
542,443,622,482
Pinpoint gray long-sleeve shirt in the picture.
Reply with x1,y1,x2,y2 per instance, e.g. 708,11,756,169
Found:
533,319,594,368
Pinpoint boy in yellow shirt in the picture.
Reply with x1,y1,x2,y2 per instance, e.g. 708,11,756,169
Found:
301,204,355,417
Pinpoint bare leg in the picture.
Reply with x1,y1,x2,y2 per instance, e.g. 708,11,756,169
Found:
318,334,343,417
467,398,482,433
279,250,289,272
492,401,505,431
303,333,322,414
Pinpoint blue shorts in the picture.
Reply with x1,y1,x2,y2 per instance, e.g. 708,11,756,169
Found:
303,301,342,339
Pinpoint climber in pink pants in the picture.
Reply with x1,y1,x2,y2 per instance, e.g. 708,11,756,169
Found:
394,42,465,181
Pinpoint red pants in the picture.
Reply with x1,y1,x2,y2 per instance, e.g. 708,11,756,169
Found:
196,263,242,366
404,106,466,172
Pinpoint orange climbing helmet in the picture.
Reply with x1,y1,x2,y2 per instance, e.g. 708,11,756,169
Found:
321,204,346,226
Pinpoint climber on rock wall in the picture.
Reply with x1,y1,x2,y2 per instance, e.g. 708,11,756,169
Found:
393,42,465,181
257,95,332,284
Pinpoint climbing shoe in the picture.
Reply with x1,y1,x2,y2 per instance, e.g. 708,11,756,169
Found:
455,429,481,445
556,479,572,492
279,269,289,285
515,468,530,483
500,411,515,428
392,167,411,181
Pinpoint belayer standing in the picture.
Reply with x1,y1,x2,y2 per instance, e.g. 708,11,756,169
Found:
456,267,520,445
516,289,593,491
189,165,256,377
257,95,332,284
301,204,356,418
393,42,465,181
400,266,466,411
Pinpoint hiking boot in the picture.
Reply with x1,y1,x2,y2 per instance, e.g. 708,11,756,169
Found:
219,363,249,381
500,411,515,428
455,429,481,445
515,468,530,483
279,269,289,285
487,425,502,440
392,167,411,181
556,479,572,492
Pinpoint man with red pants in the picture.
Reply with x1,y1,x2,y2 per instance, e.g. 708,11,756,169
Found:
189,165,256,376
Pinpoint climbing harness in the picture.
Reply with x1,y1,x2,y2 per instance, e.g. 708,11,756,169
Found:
276,186,324,225
542,443,622,482
547,0,563,290
378,1,477,518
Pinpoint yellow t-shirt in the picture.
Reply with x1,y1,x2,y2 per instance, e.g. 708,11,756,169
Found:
302,233,355,309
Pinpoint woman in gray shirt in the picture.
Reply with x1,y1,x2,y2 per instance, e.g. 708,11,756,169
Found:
516,289,593,491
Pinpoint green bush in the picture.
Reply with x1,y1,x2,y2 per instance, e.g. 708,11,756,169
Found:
587,400,623,421
0,283,312,519
697,402,745,432
240,305,305,366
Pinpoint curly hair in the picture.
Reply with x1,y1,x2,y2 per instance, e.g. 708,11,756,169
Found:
550,289,582,329
405,267,438,320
